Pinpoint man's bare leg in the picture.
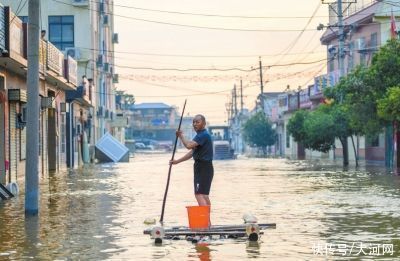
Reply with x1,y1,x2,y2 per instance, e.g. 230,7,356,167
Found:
195,194,210,206
195,194,211,226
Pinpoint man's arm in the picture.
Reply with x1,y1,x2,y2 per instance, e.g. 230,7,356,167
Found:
170,150,193,165
177,131,198,149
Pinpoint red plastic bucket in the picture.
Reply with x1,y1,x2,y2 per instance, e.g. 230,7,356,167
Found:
186,205,210,229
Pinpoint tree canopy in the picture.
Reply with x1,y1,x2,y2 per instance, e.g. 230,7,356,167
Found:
377,86,400,122
242,112,277,152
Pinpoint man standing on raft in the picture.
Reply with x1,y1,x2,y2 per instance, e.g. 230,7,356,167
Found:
170,114,214,207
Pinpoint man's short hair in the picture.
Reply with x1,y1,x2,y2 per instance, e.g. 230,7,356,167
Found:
194,114,206,122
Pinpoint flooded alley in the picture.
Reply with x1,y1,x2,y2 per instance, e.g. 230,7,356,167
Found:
1,153,400,260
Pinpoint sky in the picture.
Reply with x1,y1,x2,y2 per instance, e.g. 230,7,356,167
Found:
114,0,330,124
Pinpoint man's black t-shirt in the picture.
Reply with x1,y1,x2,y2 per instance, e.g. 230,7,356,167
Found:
192,129,213,161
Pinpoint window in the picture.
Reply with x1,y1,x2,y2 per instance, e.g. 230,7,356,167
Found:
347,41,354,72
61,113,66,153
286,128,290,148
49,16,74,50
18,16,28,23
328,56,335,72
370,32,378,50
367,135,379,147
360,52,367,66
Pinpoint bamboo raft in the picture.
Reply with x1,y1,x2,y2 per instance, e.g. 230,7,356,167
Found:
144,223,276,244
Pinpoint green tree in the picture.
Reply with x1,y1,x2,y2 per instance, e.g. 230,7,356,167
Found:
377,86,400,122
287,110,309,143
370,39,400,97
324,66,382,137
324,39,400,168
287,104,354,166
303,107,336,153
242,112,277,155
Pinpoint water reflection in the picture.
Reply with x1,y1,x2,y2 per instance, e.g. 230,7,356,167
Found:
24,215,39,259
246,241,260,258
195,243,211,261
1,153,400,259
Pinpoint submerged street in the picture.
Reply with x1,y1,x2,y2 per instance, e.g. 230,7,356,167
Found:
1,153,399,260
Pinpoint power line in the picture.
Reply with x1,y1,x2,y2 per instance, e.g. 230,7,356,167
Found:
9,0,28,26
271,2,322,66
114,64,255,72
51,0,319,32
79,45,326,58
108,0,329,20
107,58,327,72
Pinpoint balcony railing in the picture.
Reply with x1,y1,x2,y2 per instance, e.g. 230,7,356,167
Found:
4,7,24,61
39,39,47,73
1,6,78,91
64,56,77,86
47,41,64,76
288,93,299,111
311,70,340,97
299,88,312,109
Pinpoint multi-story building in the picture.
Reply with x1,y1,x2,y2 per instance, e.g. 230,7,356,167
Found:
129,103,178,143
319,0,397,165
0,6,77,185
2,0,119,167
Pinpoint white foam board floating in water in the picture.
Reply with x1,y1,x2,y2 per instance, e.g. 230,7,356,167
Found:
95,132,129,163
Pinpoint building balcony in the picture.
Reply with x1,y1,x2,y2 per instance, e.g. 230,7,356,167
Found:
0,7,27,76
0,6,77,91
71,0,89,6
287,93,299,112
109,112,129,128
66,84,91,108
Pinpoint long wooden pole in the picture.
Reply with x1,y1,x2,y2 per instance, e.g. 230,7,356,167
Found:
160,100,187,224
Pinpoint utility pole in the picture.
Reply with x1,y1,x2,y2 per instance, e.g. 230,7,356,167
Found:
233,84,238,117
25,0,40,215
259,58,264,111
337,0,345,80
321,0,351,165
240,79,243,113
230,89,234,123
321,0,346,79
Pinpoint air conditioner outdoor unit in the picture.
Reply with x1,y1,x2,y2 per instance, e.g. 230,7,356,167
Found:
72,0,88,6
112,74,119,83
64,47,81,60
103,62,110,73
112,33,119,44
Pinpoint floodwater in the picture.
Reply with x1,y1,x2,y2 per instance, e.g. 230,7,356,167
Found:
1,152,400,260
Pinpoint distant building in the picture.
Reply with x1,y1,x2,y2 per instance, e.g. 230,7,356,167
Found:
129,103,178,142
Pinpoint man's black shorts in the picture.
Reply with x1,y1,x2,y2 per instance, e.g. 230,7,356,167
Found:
193,160,214,195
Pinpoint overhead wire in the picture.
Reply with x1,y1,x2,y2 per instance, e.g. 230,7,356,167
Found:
51,0,319,32
110,0,327,20
104,58,328,72
79,45,326,58
270,2,322,66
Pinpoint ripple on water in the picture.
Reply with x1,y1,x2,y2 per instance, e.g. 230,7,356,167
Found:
1,154,400,259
